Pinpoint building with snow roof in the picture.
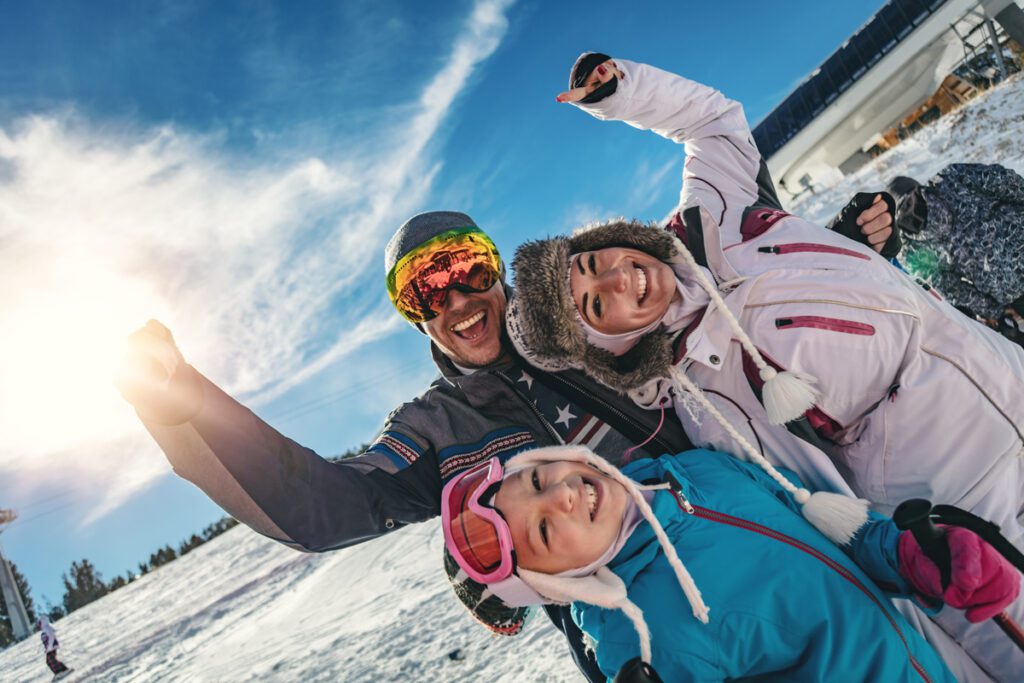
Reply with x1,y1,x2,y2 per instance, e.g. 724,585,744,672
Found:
754,0,1024,199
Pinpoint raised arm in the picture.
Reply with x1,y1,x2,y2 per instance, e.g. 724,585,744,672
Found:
116,321,441,552
559,55,897,254
565,57,761,246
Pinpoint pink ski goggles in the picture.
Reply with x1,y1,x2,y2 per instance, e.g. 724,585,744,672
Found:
441,457,516,584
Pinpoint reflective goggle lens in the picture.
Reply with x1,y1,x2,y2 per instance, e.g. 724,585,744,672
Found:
387,227,502,324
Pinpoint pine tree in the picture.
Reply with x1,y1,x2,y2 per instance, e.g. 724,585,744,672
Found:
0,562,37,647
61,558,108,614
178,533,204,556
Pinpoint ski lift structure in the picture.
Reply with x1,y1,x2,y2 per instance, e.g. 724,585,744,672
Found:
0,508,33,642
752,0,1024,199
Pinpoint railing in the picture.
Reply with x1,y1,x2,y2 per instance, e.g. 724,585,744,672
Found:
752,0,951,160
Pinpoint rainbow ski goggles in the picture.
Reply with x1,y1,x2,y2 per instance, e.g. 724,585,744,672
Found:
386,226,503,324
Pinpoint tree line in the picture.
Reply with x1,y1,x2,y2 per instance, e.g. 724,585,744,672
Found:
0,516,237,647
2,444,369,647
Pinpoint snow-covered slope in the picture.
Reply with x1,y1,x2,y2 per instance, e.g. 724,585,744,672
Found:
788,72,1024,225
3,68,1023,683
1,519,578,682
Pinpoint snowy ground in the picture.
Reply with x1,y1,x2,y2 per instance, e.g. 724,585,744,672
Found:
0,520,579,682
2,71,1023,683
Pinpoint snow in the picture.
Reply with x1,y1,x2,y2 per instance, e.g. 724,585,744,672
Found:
0,520,579,682
2,68,1023,683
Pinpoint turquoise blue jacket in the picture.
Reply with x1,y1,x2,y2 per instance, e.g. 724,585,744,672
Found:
571,450,955,682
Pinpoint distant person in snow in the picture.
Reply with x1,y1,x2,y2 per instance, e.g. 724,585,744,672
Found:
38,617,71,679
441,445,1019,682
113,60,899,683
887,164,1024,344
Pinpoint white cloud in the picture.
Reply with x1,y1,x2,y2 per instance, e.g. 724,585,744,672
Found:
626,154,681,214
0,0,515,512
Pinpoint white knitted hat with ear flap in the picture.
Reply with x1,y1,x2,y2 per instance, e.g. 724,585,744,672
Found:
666,205,869,545
504,445,711,668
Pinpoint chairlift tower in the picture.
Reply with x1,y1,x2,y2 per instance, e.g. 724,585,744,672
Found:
0,508,33,642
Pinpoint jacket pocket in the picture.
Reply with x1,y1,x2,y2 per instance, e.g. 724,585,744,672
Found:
757,242,871,260
775,316,875,336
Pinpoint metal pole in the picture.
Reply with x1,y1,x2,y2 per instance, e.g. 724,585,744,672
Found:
985,16,1009,81
0,509,33,642
0,544,33,641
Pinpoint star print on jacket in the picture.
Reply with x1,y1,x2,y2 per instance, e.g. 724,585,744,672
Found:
501,366,634,460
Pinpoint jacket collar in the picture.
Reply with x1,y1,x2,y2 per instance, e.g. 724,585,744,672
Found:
607,457,702,584
675,275,761,372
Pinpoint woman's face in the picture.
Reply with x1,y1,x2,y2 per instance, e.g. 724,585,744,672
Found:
569,247,676,335
493,460,628,574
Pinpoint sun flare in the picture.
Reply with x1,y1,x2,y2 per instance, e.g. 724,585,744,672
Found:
0,264,168,455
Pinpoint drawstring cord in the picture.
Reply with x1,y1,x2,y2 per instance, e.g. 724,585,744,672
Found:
622,400,667,465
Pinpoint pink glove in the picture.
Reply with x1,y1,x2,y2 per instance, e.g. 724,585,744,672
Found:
899,526,1021,623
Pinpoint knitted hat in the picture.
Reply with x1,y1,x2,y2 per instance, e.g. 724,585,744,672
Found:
385,211,504,330
443,549,533,636
444,445,710,667
506,215,869,545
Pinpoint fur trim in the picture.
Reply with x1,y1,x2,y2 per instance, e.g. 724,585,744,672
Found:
507,219,685,392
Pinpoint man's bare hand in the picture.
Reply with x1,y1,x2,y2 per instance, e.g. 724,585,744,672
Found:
556,59,622,103
114,319,186,409
856,194,894,253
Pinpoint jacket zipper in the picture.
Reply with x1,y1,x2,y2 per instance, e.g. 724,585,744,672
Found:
496,373,563,445
774,315,875,336
671,493,931,682
757,242,870,260
546,372,677,456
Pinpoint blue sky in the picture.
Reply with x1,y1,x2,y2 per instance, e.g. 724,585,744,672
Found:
0,0,885,609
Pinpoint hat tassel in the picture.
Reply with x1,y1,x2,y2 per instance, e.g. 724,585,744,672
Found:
797,489,870,545
759,367,820,426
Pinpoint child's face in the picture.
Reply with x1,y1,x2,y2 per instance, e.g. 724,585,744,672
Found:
569,247,675,335
493,460,628,574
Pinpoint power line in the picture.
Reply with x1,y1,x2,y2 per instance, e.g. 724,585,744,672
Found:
5,501,81,529
265,357,436,423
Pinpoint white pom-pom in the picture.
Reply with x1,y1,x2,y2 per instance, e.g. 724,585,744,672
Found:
801,492,870,545
762,370,820,425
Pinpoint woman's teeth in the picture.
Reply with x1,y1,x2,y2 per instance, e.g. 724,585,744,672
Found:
584,482,597,519
635,266,647,303
451,310,485,332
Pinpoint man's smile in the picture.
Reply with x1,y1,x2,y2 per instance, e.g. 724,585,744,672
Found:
450,310,488,341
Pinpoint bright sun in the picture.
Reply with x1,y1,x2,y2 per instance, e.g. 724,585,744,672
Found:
0,265,167,455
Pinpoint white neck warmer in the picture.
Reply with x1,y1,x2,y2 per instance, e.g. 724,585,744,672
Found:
575,258,713,357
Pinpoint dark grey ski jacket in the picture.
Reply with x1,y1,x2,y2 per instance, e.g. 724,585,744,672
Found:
134,333,691,553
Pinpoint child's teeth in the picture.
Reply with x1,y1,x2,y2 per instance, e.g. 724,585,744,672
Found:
636,266,647,302
584,482,597,516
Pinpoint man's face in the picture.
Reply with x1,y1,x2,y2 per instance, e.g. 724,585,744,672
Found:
423,282,509,368
569,247,675,336
493,460,627,574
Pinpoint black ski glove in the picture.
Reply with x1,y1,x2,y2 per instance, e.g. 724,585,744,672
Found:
825,191,901,259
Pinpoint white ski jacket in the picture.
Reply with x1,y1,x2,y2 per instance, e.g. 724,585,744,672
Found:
39,618,58,653
578,59,1024,681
